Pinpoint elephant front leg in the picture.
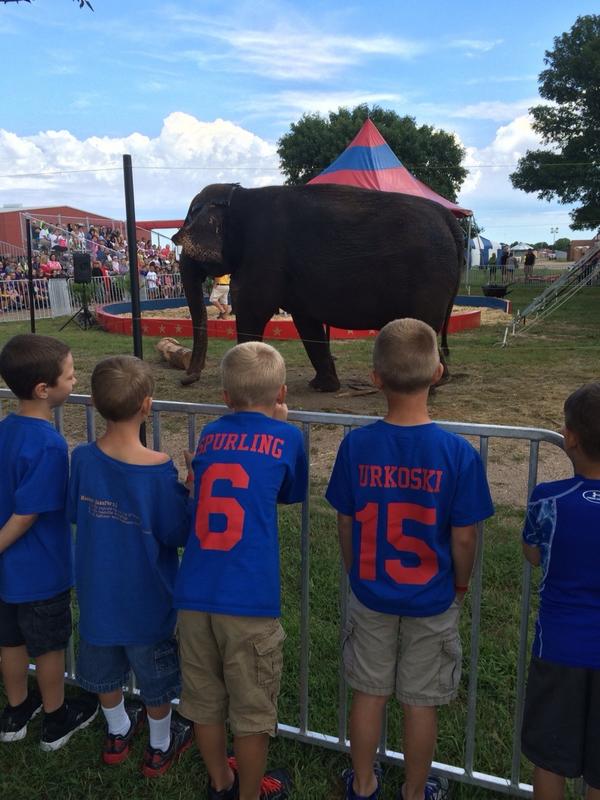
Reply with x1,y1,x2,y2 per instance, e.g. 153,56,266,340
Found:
291,311,340,392
180,262,208,386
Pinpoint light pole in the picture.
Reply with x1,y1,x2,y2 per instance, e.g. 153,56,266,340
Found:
550,226,559,248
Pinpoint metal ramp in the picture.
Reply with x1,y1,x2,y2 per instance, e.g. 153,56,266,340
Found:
503,242,600,342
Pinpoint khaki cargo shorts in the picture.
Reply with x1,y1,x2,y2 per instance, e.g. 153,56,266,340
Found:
177,610,285,737
342,591,462,706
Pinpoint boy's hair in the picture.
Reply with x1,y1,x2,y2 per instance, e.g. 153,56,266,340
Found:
373,318,440,393
564,382,600,460
221,342,285,409
0,334,70,399
92,355,154,421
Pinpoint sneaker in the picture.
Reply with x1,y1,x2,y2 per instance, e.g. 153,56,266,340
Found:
102,699,146,765
40,697,99,752
342,765,382,800
0,690,43,743
424,776,451,800
222,758,291,800
259,768,292,799
207,759,239,800
141,711,193,778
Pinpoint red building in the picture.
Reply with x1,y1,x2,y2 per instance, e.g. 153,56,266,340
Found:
0,204,151,253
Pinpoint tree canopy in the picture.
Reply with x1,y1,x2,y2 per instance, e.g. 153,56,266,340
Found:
554,237,571,252
510,15,600,231
277,104,467,201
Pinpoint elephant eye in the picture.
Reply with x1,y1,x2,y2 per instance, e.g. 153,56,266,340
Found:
184,201,204,226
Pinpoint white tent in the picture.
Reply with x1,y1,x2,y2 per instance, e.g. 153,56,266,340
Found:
470,235,503,267
511,242,534,253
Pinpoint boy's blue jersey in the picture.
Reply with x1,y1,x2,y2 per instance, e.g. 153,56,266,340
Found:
69,443,190,646
523,476,600,668
174,411,308,617
326,421,494,616
0,414,72,603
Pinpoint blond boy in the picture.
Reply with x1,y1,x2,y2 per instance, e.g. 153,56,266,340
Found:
326,319,494,800
175,342,308,800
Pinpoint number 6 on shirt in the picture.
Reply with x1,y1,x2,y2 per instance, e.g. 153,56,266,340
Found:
355,501,439,584
195,463,249,550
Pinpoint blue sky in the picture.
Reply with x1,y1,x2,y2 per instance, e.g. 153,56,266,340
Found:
0,0,597,244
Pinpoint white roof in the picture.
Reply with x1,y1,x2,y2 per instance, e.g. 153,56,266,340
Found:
511,242,534,251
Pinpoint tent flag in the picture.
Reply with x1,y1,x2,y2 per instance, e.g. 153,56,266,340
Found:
308,119,472,218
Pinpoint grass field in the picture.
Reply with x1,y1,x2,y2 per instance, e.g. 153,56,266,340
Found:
0,281,598,799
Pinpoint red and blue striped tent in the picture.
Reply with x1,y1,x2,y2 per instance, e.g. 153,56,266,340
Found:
308,118,471,218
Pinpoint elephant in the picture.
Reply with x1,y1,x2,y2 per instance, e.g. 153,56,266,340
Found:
172,183,464,391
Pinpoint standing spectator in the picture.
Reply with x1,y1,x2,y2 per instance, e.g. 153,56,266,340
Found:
210,274,231,319
524,249,535,281
499,246,509,282
145,264,159,298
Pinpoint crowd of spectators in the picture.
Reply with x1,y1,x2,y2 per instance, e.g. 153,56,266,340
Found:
1,219,182,312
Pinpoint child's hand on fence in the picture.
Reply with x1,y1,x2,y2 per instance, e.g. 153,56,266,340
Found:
183,450,194,491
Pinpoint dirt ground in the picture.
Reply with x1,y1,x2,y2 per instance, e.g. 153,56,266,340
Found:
135,302,574,509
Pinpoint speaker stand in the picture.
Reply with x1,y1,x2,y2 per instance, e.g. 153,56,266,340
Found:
60,284,95,331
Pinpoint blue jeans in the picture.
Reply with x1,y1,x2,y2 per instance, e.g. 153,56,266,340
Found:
76,635,180,707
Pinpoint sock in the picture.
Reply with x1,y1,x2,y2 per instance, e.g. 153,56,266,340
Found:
101,698,131,737
148,709,171,752
44,701,68,724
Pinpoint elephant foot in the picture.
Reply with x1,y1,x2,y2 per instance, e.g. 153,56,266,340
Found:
309,375,341,392
180,372,201,386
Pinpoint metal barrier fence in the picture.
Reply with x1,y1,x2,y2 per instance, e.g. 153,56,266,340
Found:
0,390,568,797
0,274,187,323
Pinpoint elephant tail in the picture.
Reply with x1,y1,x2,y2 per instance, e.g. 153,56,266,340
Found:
441,223,464,357
440,298,452,358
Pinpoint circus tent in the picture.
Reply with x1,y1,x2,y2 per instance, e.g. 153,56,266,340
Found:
308,118,472,218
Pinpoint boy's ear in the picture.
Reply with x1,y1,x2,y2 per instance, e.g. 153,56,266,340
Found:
562,425,578,451
431,362,444,385
32,381,49,400
223,389,234,409
276,384,287,404
140,396,152,417
371,370,384,389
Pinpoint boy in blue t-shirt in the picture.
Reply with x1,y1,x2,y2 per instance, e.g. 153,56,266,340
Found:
326,319,494,800
69,355,192,777
175,342,308,800
0,334,97,750
521,383,600,799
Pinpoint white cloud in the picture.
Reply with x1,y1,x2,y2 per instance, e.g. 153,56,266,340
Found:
449,38,503,53
164,10,426,81
458,114,576,241
450,98,539,122
242,90,405,120
0,113,282,220
464,74,538,85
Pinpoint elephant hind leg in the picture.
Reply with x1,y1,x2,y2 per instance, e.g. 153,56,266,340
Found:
291,311,340,392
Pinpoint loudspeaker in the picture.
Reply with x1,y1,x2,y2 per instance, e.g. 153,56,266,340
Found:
73,252,92,283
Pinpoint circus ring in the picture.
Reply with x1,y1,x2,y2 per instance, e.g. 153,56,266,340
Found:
95,295,511,340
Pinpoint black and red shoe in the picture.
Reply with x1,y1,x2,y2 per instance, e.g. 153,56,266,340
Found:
102,700,146,765
259,769,292,800
225,757,291,800
141,711,192,778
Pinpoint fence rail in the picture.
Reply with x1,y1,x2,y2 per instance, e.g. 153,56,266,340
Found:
0,390,568,797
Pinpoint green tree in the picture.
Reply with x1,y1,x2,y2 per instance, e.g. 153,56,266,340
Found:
554,237,571,252
510,15,600,230
533,241,549,249
277,104,467,201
